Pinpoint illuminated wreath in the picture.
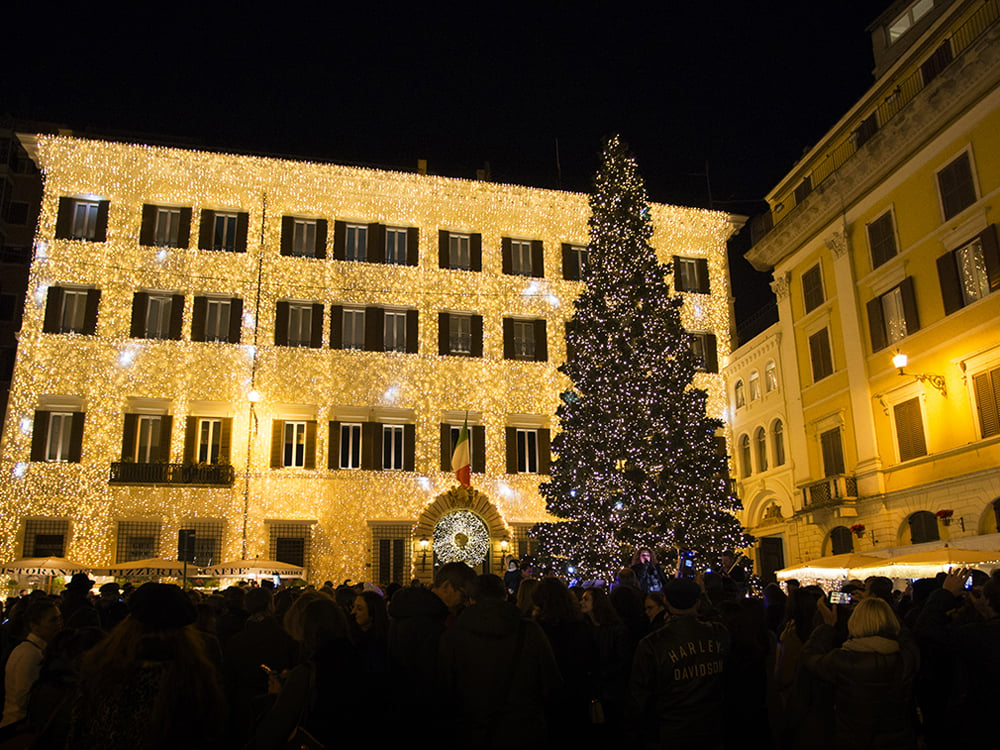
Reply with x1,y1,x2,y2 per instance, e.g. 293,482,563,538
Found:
433,510,490,566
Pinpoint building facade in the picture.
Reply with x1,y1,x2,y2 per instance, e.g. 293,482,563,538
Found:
738,0,1000,578
2,134,737,584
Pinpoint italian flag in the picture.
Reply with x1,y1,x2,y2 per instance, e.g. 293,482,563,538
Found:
451,416,471,488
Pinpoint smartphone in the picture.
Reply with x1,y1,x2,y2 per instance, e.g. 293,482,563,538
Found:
677,550,695,578
964,575,975,590
829,591,851,604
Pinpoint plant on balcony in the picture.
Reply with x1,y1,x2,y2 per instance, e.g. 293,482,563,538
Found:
532,135,751,580
850,523,866,537
935,509,954,518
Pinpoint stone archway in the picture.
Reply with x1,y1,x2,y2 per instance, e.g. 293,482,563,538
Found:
411,486,511,585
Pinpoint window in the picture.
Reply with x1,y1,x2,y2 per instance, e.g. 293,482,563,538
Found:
371,523,409,585
293,220,316,256
937,152,976,221
439,231,482,271
275,301,323,348
820,427,845,476
674,257,710,293
345,224,367,261
438,312,482,357
133,416,163,463
116,520,161,563
830,526,854,555
177,520,224,566
909,511,939,544
734,380,745,409
155,208,181,247
23,519,70,558
192,296,242,344
921,39,953,86
755,427,768,472
516,429,538,473
689,333,718,373
5,201,29,225
765,361,778,392
561,244,588,281
129,292,183,340
503,238,543,277
505,426,550,474
204,299,231,343
894,397,928,462
794,176,813,204
287,303,313,347
57,288,87,333
382,425,405,470
937,225,999,315
773,420,785,466
146,295,174,339
385,227,408,265
342,308,365,350
197,418,223,464
972,365,1000,438
140,205,191,248
55,197,109,241
503,318,547,362
43,286,101,335
269,522,312,568
384,311,407,352
284,422,308,468
280,216,327,258
887,0,933,42
271,420,316,469
198,209,248,252
449,314,471,354
339,423,362,469
802,264,824,313
739,434,751,477
867,211,897,269
30,410,84,463
867,278,919,352
749,371,761,402
809,328,834,382
442,424,486,474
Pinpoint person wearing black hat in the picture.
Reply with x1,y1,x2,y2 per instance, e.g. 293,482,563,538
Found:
628,577,731,750
66,583,225,749
60,572,96,626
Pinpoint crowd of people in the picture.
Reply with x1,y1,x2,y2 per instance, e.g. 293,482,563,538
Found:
0,549,996,749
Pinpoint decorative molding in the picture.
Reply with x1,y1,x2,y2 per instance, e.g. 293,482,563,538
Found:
769,273,790,301
825,230,848,258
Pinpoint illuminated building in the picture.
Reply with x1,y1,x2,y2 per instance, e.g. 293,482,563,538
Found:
736,0,1000,578
2,134,738,584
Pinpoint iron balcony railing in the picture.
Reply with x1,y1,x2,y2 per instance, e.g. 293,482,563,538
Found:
804,474,859,508
109,462,235,486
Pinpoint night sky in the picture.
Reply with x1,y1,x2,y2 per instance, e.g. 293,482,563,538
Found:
4,1,895,327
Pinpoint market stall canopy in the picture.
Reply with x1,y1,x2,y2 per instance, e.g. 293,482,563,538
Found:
0,557,91,576
203,559,305,577
850,547,1000,579
775,553,885,581
105,558,200,577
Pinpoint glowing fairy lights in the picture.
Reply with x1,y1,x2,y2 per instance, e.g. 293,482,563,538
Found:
0,135,736,583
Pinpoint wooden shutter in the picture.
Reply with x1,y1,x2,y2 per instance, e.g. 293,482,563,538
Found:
820,428,845,476
405,310,418,353
899,277,920,335
562,243,578,280
505,427,518,473
439,424,452,471
93,201,110,242
42,286,64,333
403,424,415,471
367,223,385,264
310,304,324,348
867,296,887,352
703,333,718,373
438,312,450,355
55,198,74,239
198,210,215,250
234,212,250,252
191,297,207,342
973,368,1000,438
330,305,343,349
936,251,963,315
501,237,512,275
697,258,710,293
168,294,184,340
130,292,148,338
406,227,419,266
30,410,50,461
228,298,243,343
329,421,341,470
365,307,383,352
84,289,101,335
280,216,294,256
157,415,174,463
139,204,158,246
314,219,328,259
184,416,197,463
438,231,450,268
362,422,381,470
531,240,544,278
470,315,483,358
470,233,482,272
177,207,192,248
502,318,514,359
981,224,1000,292
333,220,347,260
471,425,486,474
270,421,285,468
121,413,138,460
68,412,85,463
533,319,548,362
274,302,289,346
921,40,953,85
893,398,927,461
219,418,232,463
303,421,317,469
537,428,551,474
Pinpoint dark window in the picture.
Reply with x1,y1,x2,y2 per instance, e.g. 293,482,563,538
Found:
130,292,184,340
937,225,999,315
867,212,897,268
140,205,192,248
116,520,161,563
23,519,70,557
773,421,785,466
42,287,100,335
755,427,768,472
689,333,718,373
120,413,173,464
972,365,1000,439
739,434,752,477
274,301,324,348
176,520,223,566
867,277,919,352
269,522,312,567
830,526,854,555
820,428,845,476
909,511,940,544
55,197,110,242
30,410,84,463
673,257,710,293
191,296,243,343
561,244,588,281
441,424,487,474
502,238,543,277
438,312,483,357
937,152,976,221
438,231,482,271
894,397,928,462
921,39,953,86
505,427,550,474
809,328,834,381
802,264,824,313
794,176,813,204
269,420,317,469
503,318,547,362
198,209,249,252
853,113,879,150
280,216,327,259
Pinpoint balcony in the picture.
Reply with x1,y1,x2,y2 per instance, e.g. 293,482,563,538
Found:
803,474,858,509
109,462,235,486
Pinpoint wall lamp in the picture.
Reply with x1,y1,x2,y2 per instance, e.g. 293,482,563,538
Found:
892,351,947,396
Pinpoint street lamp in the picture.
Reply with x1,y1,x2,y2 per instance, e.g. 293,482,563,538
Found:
420,538,430,571
892,350,947,396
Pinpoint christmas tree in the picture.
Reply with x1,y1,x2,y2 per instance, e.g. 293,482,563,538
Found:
533,136,749,580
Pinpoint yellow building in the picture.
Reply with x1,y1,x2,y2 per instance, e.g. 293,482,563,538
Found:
737,0,1000,578
1,134,737,585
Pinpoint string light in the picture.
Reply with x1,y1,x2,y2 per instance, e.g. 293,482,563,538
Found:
0,135,735,583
